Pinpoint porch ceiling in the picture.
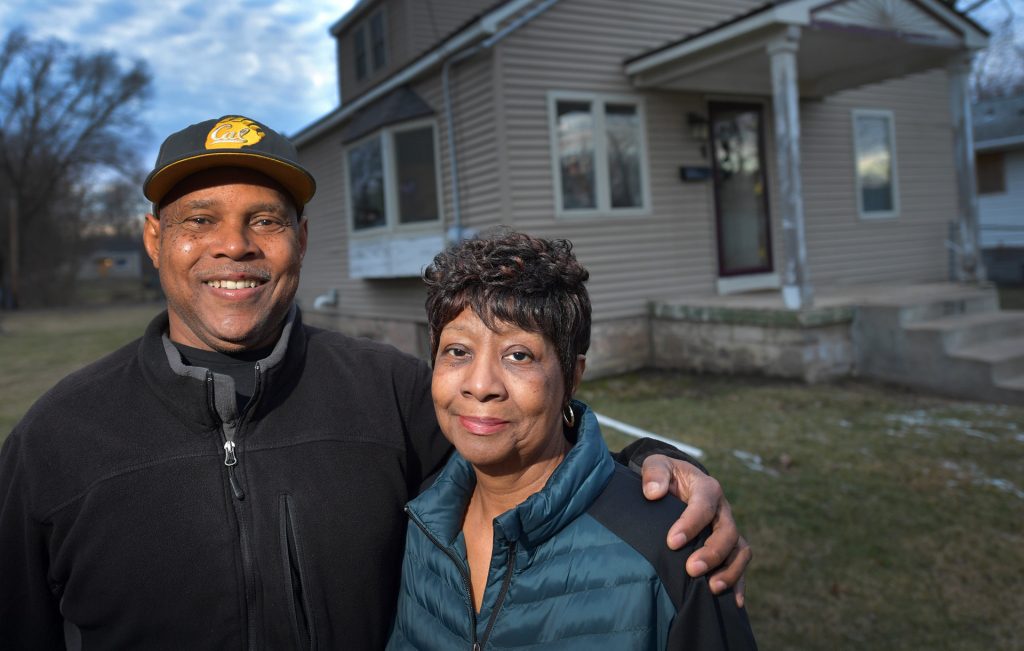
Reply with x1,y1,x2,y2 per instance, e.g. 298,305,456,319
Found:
624,0,988,98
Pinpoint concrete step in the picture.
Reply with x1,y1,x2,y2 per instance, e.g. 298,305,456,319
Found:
854,284,1000,325
996,374,1024,391
951,335,1024,382
904,310,1024,352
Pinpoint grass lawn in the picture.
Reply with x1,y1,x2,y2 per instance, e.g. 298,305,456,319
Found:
579,373,1023,651
0,303,163,436
2,305,1022,649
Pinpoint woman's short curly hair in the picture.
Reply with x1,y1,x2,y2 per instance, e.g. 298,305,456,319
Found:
423,230,591,402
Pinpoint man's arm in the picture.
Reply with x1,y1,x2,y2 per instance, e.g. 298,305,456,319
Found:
617,440,753,607
0,430,66,646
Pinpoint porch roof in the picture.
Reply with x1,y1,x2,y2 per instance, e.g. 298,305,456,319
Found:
624,0,988,98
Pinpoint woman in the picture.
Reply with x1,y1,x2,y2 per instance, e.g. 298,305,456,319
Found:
387,231,756,650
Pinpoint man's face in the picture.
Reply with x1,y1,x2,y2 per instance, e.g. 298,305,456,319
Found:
143,167,308,352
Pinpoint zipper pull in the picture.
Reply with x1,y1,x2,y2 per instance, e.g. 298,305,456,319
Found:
224,440,238,466
228,466,246,500
472,645,481,651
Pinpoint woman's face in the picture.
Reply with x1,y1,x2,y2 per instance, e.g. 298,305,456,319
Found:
432,308,574,473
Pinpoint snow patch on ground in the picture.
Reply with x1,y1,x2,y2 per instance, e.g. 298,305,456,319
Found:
940,459,1024,500
884,409,1015,442
732,450,779,477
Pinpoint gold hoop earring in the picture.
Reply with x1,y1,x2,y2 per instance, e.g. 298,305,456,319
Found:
562,403,575,428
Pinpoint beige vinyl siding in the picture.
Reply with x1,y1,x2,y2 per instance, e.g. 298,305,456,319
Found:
296,49,499,322
423,51,506,231
489,0,765,320
800,69,956,287
294,133,346,312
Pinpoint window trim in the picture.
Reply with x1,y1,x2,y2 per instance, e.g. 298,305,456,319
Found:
547,91,652,219
851,108,900,220
343,118,444,238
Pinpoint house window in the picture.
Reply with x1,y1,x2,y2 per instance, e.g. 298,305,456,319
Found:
976,151,1005,194
852,109,899,218
369,10,387,71
354,28,368,81
346,121,441,233
549,93,650,216
347,136,385,230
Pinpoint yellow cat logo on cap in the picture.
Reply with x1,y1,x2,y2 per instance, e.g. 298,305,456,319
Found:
205,116,265,150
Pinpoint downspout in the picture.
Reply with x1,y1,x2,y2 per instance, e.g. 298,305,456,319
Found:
441,0,562,242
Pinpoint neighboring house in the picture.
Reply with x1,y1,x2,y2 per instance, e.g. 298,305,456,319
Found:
292,0,991,382
77,249,142,281
974,94,1024,284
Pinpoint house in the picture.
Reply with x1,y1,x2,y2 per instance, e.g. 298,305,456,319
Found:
291,0,1024,402
77,249,142,281
974,93,1024,284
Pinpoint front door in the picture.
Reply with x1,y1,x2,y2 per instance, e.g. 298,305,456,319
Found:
709,102,773,277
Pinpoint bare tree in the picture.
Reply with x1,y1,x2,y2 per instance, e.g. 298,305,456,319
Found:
0,27,152,307
956,0,1024,100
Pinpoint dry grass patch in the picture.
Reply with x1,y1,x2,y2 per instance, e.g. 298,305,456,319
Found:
0,303,162,438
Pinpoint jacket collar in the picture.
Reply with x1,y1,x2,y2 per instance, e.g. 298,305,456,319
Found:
138,305,306,432
407,401,614,550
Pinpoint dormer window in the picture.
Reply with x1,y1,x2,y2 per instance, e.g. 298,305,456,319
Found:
353,8,387,81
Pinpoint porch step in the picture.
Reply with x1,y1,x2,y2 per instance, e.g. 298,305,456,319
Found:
857,284,1000,325
996,374,1024,392
854,284,1024,405
951,335,1024,382
904,310,1024,352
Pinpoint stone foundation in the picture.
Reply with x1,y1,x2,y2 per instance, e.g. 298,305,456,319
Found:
583,317,651,379
650,302,855,382
303,305,856,383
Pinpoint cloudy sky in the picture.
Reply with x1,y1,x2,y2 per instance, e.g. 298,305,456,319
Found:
0,0,1018,170
0,0,359,166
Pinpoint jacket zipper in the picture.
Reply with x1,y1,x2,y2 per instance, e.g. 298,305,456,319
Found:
478,543,516,649
209,364,264,651
405,508,517,651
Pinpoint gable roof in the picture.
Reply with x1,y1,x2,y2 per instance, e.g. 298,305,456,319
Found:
623,0,988,98
626,0,986,71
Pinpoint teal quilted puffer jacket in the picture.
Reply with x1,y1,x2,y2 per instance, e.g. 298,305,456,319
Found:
387,401,757,650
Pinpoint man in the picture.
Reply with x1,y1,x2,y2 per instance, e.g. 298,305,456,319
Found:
0,115,750,648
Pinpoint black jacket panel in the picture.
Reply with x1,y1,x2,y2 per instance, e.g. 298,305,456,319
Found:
0,309,451,650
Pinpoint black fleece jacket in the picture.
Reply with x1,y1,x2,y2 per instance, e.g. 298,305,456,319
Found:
0,308,451,649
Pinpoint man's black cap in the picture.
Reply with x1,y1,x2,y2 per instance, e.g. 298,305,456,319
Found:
144,115,316,209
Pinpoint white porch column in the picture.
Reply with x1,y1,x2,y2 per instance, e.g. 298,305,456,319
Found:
947,55,986,283
767,27,812,310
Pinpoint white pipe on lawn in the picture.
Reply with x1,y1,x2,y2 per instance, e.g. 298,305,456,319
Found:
595,413,704,459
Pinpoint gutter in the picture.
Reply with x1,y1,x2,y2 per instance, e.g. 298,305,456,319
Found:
441,0,561,240
292,0,537,147
975,134,1024,152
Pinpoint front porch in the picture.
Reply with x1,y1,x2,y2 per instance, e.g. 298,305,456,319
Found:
625,0,990,308
645,282,1024,404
